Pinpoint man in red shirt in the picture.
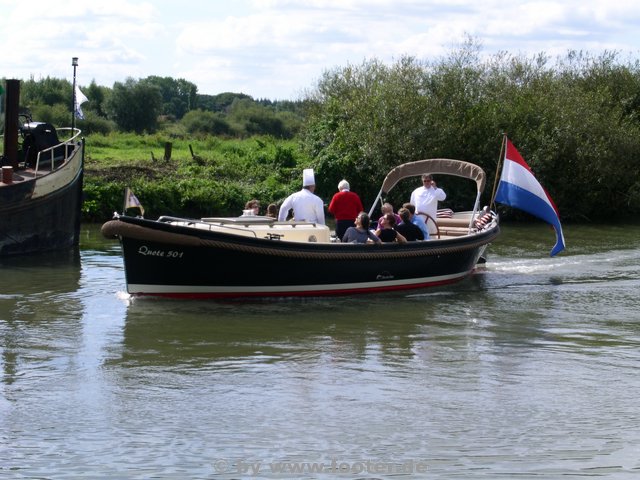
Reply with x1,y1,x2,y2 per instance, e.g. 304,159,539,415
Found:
328,179,364,241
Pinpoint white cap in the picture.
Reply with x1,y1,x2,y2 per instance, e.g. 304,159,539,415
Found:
303,168,315,187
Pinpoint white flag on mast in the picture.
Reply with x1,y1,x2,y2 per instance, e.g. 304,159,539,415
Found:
74,85,89,120
124,187,145,217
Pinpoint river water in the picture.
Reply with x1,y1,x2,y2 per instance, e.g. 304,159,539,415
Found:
1,223,639,479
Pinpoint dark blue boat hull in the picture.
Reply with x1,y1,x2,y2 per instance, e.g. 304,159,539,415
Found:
103,215,499,298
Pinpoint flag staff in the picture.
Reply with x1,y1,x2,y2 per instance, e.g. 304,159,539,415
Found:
123,187,129,215
489,133,508,210
71,57,78,132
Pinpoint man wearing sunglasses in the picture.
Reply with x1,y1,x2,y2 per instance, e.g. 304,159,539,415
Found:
410,174,446,234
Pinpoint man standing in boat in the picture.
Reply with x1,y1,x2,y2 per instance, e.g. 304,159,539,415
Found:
278,169,325,224
328,179,364,240
410,174,446,233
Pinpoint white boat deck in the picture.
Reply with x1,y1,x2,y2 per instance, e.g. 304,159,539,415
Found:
165,216,333,243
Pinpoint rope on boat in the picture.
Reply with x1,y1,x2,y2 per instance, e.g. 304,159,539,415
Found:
102,220,500,261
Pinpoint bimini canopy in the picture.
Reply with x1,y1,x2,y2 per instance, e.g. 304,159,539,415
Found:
380,158,486,195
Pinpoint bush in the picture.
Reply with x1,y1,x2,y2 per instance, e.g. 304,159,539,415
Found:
302,45,640,221
181,109,232,136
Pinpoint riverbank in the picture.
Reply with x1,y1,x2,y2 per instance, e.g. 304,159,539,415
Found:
83,132,640,226
82,133,308,222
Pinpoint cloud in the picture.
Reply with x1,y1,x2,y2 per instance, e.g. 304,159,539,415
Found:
2,0,639,99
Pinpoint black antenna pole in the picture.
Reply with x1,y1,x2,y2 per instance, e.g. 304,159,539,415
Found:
71,57,78,131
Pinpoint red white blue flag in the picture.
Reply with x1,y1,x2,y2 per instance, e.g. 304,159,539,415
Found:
495,138,565,256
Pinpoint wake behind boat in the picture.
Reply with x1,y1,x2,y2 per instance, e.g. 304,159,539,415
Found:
1,79,84,256
102,158,499,298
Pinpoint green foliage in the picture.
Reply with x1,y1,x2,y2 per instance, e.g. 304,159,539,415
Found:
302,43,640,221
11,77,116,135
145,76,198,119
226,98,292,138
20,76,70,106
104,78,163,133
178,99,303,138
28,103,71,127
197,92,253,112
302,56,434,202
82,134,311,221
77,112,117,135
181,109,232,136
84,80,109,117
82,181,123,219
8,43,640,223
7,76,303,139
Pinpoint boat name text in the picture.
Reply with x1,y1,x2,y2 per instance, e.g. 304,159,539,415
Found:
138,245,184,258
376,272,395,281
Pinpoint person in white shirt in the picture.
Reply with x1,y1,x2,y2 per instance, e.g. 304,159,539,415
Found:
409,174,446,233
278,169,325,224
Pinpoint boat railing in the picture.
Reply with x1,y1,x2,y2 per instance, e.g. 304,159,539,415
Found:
201,216,320,228
32,127,82,176
156,216,258,238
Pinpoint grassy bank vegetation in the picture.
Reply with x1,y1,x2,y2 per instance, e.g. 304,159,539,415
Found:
8,39,640,223
83,133,309,222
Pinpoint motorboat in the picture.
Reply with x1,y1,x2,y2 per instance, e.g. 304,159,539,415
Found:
102,158,499,298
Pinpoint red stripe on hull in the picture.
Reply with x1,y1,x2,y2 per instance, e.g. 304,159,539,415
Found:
131,272,472,299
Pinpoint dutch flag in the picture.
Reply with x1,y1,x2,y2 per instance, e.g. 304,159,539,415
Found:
495,138,566,256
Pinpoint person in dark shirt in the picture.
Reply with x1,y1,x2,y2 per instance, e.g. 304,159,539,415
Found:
396,207,425,241
374,213,407,243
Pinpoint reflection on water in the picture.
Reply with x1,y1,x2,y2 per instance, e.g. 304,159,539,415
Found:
1,250,83,389
1,223,640,478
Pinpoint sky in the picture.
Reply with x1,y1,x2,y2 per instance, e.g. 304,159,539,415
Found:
2,0,639,100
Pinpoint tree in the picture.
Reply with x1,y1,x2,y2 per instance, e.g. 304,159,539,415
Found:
301,56,432,201
20,76,70,107
105,78,163,133
144,76,198,119
301,43,640,220
197,92,253,112
85,80,108,117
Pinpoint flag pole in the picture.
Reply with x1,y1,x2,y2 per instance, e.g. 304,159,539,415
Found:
123,187,129,215
71,57,78,132
489,133,508,210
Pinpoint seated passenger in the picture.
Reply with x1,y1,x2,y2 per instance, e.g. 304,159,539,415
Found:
266,203,278,218
376,202,402,230
396,208,425,241
375,213,407,243
402,203,430,240
242,199,260,216
342,212,381,244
